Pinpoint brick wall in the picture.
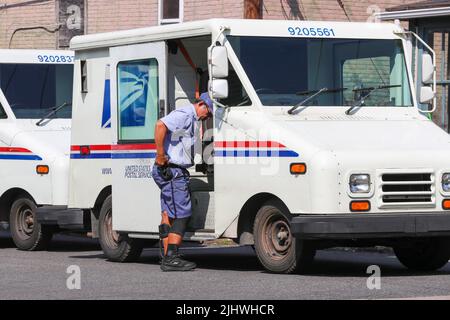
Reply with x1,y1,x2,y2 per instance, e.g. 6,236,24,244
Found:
85,0,243,35
184,0,244,22
85,0,159,34
0,0,57,49
262,0,417,22
430,32,449,130
0,0,426,50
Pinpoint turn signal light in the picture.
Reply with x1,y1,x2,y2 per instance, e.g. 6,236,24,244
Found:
443,199,450,210
36,165,49,175
290,163,307,175
350,200,370,212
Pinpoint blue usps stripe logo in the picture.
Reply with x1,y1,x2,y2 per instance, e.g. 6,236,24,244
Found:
101,79,111,128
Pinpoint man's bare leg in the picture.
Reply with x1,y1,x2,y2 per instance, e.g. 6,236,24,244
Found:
166,233,183,255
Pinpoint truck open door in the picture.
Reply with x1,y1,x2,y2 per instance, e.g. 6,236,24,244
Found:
110,42,167,234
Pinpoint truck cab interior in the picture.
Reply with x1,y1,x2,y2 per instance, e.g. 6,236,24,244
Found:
166,35,215,233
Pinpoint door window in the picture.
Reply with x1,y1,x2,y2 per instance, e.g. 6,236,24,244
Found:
117,59,159,142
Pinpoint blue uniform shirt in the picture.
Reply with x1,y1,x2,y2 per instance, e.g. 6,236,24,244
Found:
160,104,199,168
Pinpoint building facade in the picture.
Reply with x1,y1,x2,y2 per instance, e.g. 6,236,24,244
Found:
0,0,419,49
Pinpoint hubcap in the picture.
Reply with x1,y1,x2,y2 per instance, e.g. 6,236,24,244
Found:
271,221,291,252
16,205,34,240
262,212,292,260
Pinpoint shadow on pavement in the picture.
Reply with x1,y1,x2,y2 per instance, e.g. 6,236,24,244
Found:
0,232,101,252
138,245,263,272
136,246,450,276
69,244,450,276
305,250,450,278
4,230,449,278
46,234,101,252
0,232,14,248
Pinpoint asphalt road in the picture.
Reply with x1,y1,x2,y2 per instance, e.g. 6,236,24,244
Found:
1,232,450,300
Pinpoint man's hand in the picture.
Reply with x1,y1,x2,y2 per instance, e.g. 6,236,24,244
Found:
155,153,168,166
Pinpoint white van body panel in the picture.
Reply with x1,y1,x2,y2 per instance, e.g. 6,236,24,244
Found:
68,48,112,209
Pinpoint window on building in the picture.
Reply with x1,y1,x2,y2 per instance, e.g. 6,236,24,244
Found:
159,0,183,25
117,59,159,142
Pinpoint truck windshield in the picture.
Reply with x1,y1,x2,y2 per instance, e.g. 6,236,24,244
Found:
0,63,73,119
227,36,413,107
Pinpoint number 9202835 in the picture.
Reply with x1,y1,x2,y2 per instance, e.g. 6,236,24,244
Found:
37,55,74,63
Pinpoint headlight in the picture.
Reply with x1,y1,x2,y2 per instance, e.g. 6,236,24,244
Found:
442,173,450,192
349,174,370,193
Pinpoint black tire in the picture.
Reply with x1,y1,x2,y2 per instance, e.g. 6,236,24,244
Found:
253,200,316,274
9,197,53,251
394,237,450,271
98,195,143,262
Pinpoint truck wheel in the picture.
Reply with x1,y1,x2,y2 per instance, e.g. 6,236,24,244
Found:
394,237,450,271
99,195,143,262
9,197,53,251
253,200,316,274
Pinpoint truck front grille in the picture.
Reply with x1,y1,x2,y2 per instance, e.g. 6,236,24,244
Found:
379,171,435,208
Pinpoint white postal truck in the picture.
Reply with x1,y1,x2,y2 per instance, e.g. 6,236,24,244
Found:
0,49,74,250
62,19,450,273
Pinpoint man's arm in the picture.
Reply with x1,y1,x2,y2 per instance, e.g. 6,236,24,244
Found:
154,120,168,166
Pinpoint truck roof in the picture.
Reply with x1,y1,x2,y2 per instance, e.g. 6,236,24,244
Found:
0,49,74,64
70,18,403,52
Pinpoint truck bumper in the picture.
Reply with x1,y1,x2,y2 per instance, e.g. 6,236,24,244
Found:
36,206,88,230
291,213,450,239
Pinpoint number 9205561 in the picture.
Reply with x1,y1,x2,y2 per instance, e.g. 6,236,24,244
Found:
288,27,336,37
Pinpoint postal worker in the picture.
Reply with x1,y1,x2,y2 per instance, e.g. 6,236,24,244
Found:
152,92,213,271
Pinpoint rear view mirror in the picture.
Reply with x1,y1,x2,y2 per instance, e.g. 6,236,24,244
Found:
209,79,228,99
208,46,228,78
422,53,434,83
403,31,436,113
419,86,435,104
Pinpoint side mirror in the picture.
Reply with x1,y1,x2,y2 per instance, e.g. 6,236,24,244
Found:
419,86,435,104
422,53,434,83
209,79,228,99
208,46,228,78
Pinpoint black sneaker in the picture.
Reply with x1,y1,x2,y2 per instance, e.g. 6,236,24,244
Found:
160,254,197,272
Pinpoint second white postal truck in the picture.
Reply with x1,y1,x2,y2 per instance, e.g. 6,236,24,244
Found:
49,19,450,273
0,49,74,250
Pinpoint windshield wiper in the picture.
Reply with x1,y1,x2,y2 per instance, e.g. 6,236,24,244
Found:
36,101,72,126
345,84,401,115
288,87,347,114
